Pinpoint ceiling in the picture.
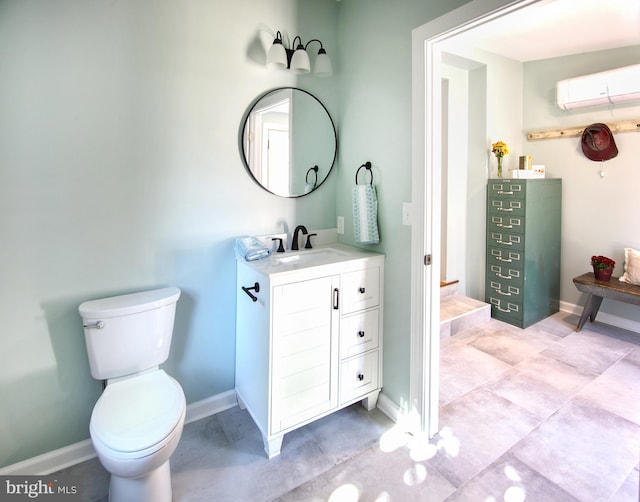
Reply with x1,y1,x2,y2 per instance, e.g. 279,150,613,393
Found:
446,0,640,62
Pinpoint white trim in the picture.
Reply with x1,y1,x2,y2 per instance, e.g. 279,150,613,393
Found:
376,393,402,424
2,297,635,478
184,389,238,424
0,440,96,477
410,0,545,439
560,301,640,333
0,390,238,476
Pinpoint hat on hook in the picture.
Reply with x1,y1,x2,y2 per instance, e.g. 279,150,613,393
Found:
581,123,618,161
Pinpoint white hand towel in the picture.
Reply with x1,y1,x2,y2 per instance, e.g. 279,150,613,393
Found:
352,184,380,244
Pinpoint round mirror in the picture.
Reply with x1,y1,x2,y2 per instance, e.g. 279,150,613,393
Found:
241,88,337,198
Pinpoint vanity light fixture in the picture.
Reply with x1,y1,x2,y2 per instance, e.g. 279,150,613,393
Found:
266,31,332,77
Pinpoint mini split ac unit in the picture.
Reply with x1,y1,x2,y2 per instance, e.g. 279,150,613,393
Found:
556,64,640,111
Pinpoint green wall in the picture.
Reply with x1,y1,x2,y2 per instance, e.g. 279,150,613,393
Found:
0,0,341,467
7,0,636,472
335,0,471,412
0,0,485,468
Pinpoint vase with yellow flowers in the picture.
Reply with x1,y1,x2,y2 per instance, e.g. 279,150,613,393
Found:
491,141,509,178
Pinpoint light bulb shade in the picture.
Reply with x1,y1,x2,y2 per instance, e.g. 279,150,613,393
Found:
290,48,310,74
314,50,332,76
266,39,288,70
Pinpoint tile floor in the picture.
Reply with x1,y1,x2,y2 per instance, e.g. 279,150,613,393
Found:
59,311,640,501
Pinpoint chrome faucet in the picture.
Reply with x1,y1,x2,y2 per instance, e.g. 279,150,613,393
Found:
291,225,308,251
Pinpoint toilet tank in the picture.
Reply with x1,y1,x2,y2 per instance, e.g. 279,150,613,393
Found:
79,287,181,380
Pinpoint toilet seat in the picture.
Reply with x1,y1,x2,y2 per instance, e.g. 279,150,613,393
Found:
91,370,185,455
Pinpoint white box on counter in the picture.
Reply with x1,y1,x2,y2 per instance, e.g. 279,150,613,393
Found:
511,166,545,179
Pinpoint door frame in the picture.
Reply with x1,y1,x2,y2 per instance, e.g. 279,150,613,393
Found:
409,0,542,437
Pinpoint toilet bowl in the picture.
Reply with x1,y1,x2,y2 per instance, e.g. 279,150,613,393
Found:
91,370,185,501
79,287,184,502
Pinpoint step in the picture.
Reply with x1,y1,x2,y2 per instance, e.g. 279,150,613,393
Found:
440,280,459,298
440,294,491,339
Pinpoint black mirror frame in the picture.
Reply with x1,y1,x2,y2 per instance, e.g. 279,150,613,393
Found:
239,87,338,198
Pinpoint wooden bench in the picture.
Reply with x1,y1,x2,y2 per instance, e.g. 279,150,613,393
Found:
573,272,640,331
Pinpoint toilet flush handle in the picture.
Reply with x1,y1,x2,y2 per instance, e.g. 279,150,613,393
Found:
83,320,105,329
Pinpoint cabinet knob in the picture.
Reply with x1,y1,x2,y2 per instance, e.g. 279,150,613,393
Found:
359,287,366,294
358,330,365,338
357,373,364,381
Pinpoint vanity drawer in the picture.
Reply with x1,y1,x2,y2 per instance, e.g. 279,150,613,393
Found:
340,351,379,405
340,309,379,359
341,267,380,315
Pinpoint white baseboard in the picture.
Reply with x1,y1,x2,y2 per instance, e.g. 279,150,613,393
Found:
376,393,431,437
184,389,237,425
0,390,238,476
376,392,402,423
4,303,636,477
0,440,97,476
560,301,640,333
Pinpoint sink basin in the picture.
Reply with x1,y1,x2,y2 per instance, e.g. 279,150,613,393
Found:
271,247,348,266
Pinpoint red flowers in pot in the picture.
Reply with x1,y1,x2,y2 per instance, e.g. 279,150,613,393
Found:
591,255,615,281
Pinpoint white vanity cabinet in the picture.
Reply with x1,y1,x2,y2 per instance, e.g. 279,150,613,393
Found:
235,245,384,458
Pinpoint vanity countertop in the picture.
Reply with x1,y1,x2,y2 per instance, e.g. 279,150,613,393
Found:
239,243,384,279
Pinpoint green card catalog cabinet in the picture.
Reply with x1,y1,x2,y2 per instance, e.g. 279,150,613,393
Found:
486,179,562,328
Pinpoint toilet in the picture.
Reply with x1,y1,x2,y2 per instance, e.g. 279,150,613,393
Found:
79,287,185,502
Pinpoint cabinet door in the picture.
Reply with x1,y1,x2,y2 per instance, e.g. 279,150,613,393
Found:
271,275,339,433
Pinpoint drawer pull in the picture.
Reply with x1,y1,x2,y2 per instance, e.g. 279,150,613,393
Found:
496,257,512,263
358,330,365,338
496,273,511,279
496,208,513,212
497,190,513,195
357,373,364,381
496,224,512,229
496,240,513,246
333,288,340,310
496,289,512,296
496,306,512,313
359,287,366,294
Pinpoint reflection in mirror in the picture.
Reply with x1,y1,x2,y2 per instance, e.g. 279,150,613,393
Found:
241,88,337,198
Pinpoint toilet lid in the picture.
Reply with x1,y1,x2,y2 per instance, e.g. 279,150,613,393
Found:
91,370,185,453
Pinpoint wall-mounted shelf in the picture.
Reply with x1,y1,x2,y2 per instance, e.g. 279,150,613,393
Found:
527,119,640,141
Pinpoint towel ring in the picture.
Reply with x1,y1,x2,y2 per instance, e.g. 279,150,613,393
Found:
306,165,319,185
355,161,373,185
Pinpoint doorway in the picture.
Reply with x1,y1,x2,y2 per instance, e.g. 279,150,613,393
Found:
409,0,542,438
